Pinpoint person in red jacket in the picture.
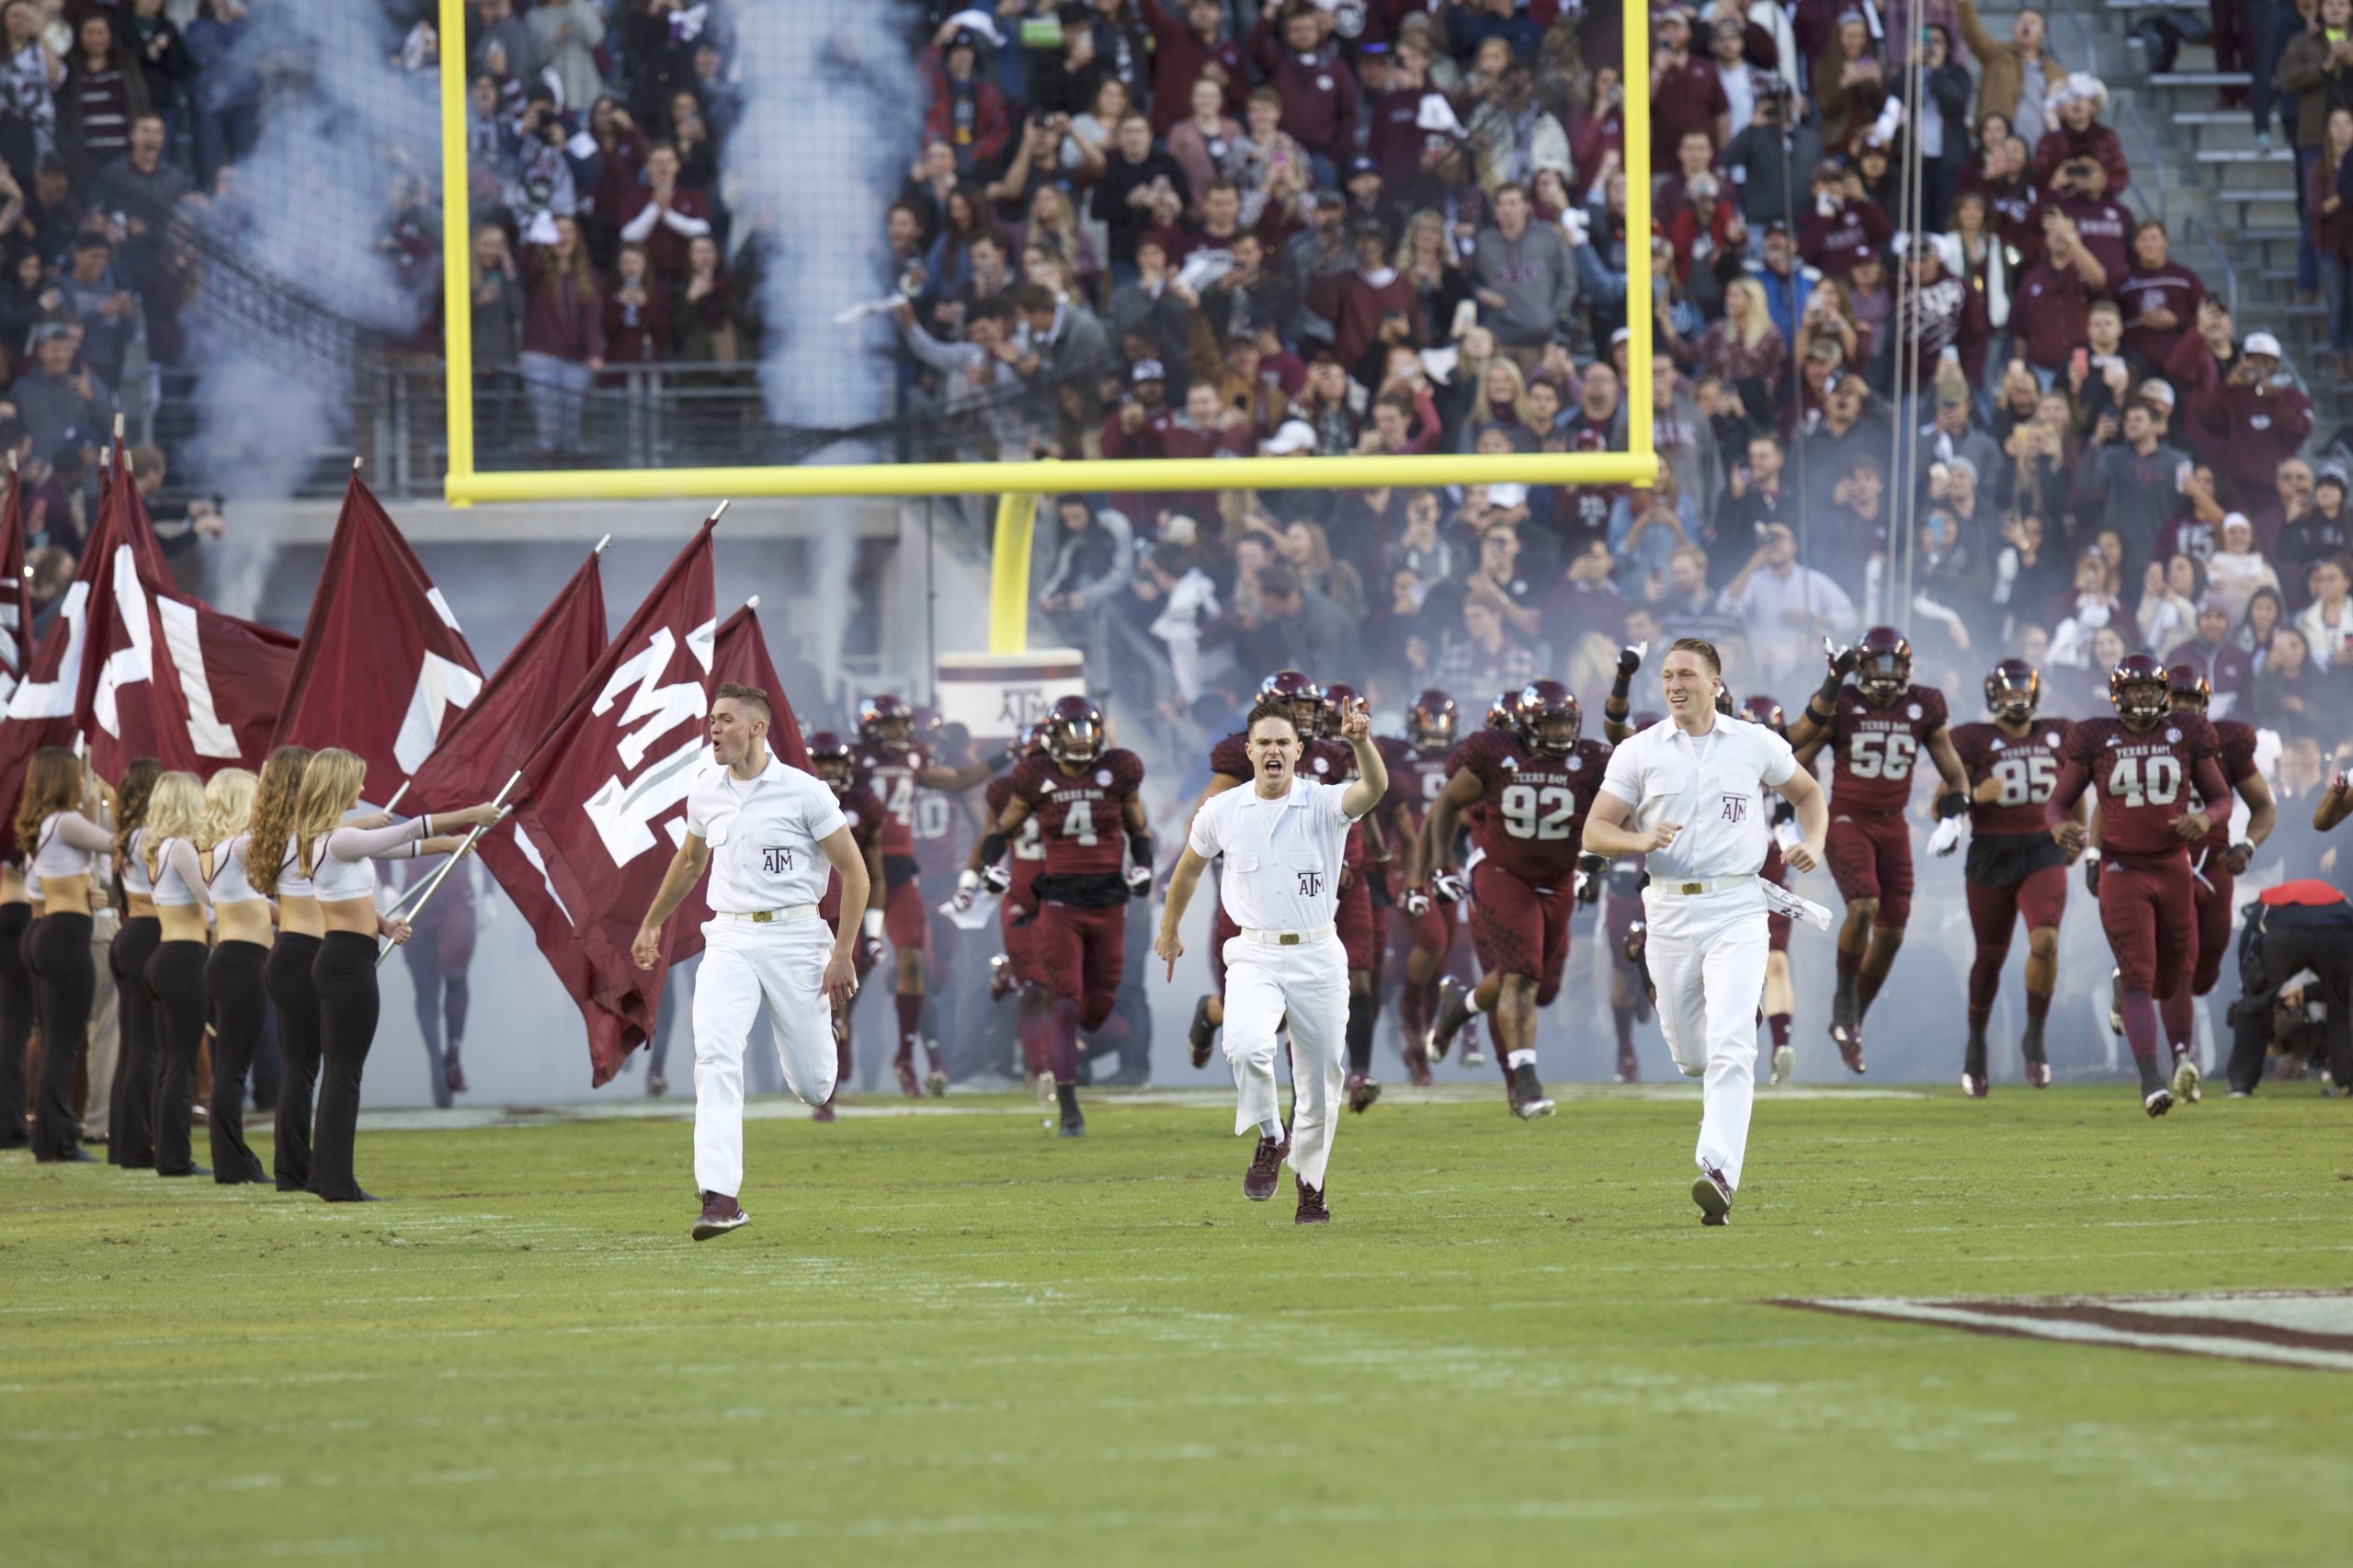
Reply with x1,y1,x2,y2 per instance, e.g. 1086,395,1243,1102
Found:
1798,162,1893,277
1313,222,1426,372
1247,4,1358,167
919,26,1012,177
615,142,711,282
2172,325,2316,498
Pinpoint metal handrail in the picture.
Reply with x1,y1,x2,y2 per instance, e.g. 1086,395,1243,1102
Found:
2179,211,2244,317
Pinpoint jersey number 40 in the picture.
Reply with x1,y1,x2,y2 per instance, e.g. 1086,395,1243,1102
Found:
2107,753,2181,808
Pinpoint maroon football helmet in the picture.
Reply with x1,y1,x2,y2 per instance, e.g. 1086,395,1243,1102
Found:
1631,710,1663,730
1021,720,1051,756
1485,691,1518,730
1261,669,1324,733
1044,693,1104,764
1984,658,2040,722
1318,682,1368,739
1739,694,1786,733
1855,626,1912,706
806,730,854,795
2165,662,2211,712
2109,653,2169,728
1407,688,1458,754
911,704,945,737
1515,680,1580,756
858,693,913,751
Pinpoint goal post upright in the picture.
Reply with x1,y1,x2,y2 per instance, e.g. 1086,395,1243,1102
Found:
437,6,1654,505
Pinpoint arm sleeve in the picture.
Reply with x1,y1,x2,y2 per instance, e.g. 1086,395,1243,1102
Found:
619,196,660,242
326,818,429,864
660,206,712,238
2192,753,2232,811
1597,737,1642,805
1759,730,1799,789
1186,797,1222,859
2044,759,2091,824
51,812,115,852
806,792,848,844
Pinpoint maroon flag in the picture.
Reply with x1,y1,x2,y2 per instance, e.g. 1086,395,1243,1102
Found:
710,597,808,770
274,468,483,795
405,540,611,1027
0,462,28,708
503,519,716,1085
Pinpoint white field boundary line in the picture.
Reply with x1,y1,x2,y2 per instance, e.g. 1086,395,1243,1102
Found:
1775,1292,2353,1373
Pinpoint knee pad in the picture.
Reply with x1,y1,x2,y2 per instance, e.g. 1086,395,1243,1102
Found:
1079,994,1117,1033
1871,899,1909,933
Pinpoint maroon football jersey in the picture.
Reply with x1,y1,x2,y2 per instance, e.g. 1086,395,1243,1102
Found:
821,783,888,920
2064,713,2220,858
851,741,932,858
913,780,974,885
1951,718,2075,836
1378,735,1453,836
1209,729,1251,780
2200,719,2259,850
984,771,1046,901
1012,748,1144,877
1462,731,1611,886
1822,684,1949,813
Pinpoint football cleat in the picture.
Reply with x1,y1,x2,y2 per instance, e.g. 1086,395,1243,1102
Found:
2109,969,2125,1037
1294,1176,1331,1225
2025,1059,2052,1088
1769,1044,1794,1087
926,1068,949,1098
1245,1134,1288,1201
1057,1108,1086,1138
1188,994,1219,1069
1961,1073,1988,1099
1833,1031,1867,1074
1430,977,1473,1061
691,1191,748,1242
1402,1039,1433,1087
1347,1072,1381,1114
1691,1163,1733,1226
1508,1062,1555,1119
894,1060,922,1098
2171,1054,2202,1104
646,1071,668,1099
2144,1086,2174,1118
1459,1024,1487,1069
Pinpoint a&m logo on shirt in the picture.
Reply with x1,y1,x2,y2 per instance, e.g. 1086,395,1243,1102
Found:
1721,794,1748,824
1297,869,1324,897
761,846,795,874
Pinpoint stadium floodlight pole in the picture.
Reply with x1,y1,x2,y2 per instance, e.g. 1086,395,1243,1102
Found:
1621,0,1654,486
437,0,476,506
377,769,523,968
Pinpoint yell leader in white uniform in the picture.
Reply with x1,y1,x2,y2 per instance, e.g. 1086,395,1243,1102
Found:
632,683,870,1241
1581,639,1829,1225
1156,692,1387,1224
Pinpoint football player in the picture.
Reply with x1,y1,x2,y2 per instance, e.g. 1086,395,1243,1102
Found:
2047,655,2234,1116
1316,683,1389,1112
1941,660,2077,1096
1377,689,1459,1084
961,724,1051,1097
985,697,1151,1138
1419,681,1612,1119
808,732,889,1122
1788,627,1971,1073
850,694,1013,1098
1738,696,1802,1086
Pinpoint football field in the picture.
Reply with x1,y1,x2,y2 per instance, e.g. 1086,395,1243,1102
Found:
5,1085,2349,1567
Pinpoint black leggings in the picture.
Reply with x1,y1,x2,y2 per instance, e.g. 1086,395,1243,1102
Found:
309,931,380,1201
204,940,270,1184
107,916,161,1167
29,911,93,1160
267,933,323,1191
145,938,208,1176
0,902,29,1149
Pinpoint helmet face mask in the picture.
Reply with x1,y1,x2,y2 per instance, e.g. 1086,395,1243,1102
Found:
2109,653,2169,729
1514,680,1579,756
2165,663,2211,715
1408,688,1457,754
1045,695,1103,765
1259,669,1324,741
806,731,853,796
858,694,913,753
1855,627,1911,706
1984,659,2040,723
1485,692,1516,731
1739,694,1785,734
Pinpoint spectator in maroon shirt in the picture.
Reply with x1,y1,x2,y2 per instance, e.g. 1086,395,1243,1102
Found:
2115,218,2204,369
1141,0,1247,135
1650,8,1732,163
2031,74,2129,197
2013,206,2105,372
1314,222,1426,372
1798,160,1893,276
2177,327,2318,499
617,142,711,284
601,242,670,374
1247,3,1358,168
518,215,604,453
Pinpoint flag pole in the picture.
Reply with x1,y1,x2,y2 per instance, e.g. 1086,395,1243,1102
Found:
378,768,523,966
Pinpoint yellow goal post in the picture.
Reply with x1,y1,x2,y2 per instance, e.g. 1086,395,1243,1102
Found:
435,0,1654,506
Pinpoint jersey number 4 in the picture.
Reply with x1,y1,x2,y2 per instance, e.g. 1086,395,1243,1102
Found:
1060,798,1098,846
1499,783,1575,840
2106,753,2182,807
1847,732,1917,779
1989,753,2057,805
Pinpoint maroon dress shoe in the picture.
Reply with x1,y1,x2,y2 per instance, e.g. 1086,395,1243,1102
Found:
1294,1176,1330,1225
691,1191,748,1241
1244,1134,1286,1200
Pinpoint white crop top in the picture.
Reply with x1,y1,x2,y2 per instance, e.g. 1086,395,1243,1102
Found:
120,827,153,897
33,811,110,880
25,864,40,902
307,818,428,903
209,834,262,904
149,837,210,910
271,834,314,899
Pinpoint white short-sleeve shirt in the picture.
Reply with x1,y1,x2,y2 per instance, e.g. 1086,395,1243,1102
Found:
1187,776,1360,932
685,751,847,914
1597,717,1797,882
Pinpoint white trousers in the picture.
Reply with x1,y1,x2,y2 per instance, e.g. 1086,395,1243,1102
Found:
1221,934,1348,1189
1642,883,1768,1190
691,917,837,1198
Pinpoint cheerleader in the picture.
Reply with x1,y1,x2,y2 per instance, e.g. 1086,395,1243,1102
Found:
106,758,162,1168
293,748,498,1202
249,747,321,1192
17,748,114,1162
199,767,269,1185
0,846,29,1150
141,772,212,1179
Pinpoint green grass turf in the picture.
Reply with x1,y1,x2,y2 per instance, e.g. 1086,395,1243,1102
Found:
4,1084,2351,1568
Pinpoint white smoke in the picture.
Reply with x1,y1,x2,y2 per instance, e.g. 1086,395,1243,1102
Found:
183,3,438,616
721,2,915,698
